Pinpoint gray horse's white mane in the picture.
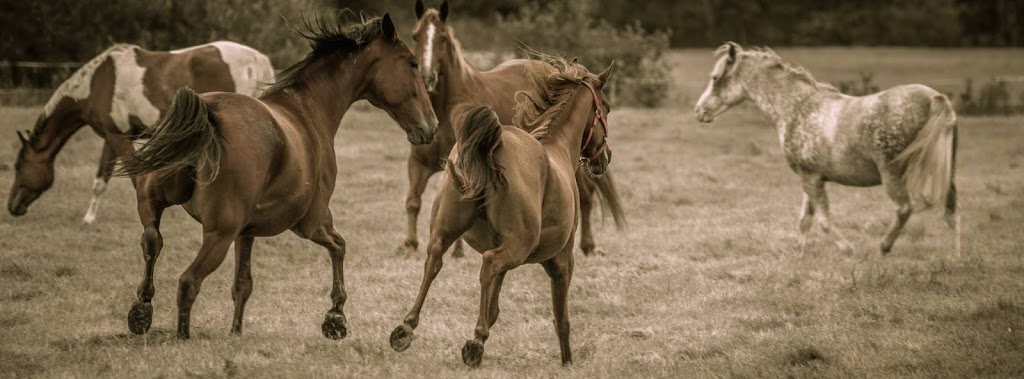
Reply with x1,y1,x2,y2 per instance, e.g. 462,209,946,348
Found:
717,43,839,93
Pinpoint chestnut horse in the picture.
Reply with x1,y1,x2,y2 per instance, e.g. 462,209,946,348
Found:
389,57,614,366
8,41,274,223
115,14,437,340
399,0,625,259
694,42,960,258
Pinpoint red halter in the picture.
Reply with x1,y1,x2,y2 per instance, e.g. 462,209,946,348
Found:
579,81,608,163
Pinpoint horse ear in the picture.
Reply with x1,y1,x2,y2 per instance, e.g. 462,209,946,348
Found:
381,13,397,41
16,130,28,145
415,0,425,18
598,60,615,87
569,57,578,65
439,0,449,22
726,41,741,63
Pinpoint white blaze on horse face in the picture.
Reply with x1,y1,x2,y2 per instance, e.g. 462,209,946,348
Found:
43,45,134,118
109,48,161,132
173,41,275,97
423,23,436,73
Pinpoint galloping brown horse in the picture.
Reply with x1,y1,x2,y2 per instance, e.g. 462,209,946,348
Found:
8,41,273,223
389,57,614,366
115,14,437,340
398,0,625,258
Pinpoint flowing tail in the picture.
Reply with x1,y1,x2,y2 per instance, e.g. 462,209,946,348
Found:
892,94,957,210
450,105,505,201
588,171,627,230
116,87,225,182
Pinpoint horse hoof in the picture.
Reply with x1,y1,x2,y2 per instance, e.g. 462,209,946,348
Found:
127,301,153,335
321,312,348,340
389,324,414,352
461,340,484,367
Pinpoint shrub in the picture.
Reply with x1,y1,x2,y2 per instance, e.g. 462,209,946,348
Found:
494,1,670,107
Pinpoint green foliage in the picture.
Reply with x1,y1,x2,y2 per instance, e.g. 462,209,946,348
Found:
495,1,670,107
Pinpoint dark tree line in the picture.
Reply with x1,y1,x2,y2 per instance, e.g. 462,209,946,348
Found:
1,0,1020,63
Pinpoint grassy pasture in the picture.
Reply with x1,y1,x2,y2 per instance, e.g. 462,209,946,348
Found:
1,48,1023,378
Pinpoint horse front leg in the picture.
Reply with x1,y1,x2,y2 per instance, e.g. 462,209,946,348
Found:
577,172,600,256
310,227,348,340
400,157,437,258
83,142,116,224
800,175,853,253
128,195,166,335
797,193,815,252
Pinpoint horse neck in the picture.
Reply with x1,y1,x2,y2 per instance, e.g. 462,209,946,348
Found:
267,56,367,139
742,68,831,130
31,100,86,159
436,45,483,110
542,90,591,165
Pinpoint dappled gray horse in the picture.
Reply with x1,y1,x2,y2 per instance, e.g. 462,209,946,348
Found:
694,42,960,258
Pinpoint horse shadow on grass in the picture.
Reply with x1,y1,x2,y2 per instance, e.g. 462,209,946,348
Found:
49,328,210,352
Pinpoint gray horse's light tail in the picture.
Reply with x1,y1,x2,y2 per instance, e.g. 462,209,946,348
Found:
450,105,506,201
893,95,957,210
116,87,225,182
589,172,627,230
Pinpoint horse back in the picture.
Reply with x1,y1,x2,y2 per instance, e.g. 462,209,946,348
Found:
479,59,553,122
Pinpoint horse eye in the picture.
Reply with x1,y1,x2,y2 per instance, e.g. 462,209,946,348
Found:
410,60,419,70
712,75,720,82
412,35,419,42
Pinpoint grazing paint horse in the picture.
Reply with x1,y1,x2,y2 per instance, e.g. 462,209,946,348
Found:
694,42,960,258
389,57,614,366
399,0,625,258
8,41,274,223
115,14,437,339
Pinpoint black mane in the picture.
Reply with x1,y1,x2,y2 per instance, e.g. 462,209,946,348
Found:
265,12,385,95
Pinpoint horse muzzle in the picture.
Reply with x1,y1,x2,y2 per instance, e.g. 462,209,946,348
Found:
422,72,438,93
7,188,37,216
408,119,436,145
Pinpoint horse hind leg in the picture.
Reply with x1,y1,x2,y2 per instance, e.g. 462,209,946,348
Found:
177,228,237,339
390,230,462,352
462,245,524,367
230,236,255,335
542,250,575,365
945,182,961,259
83,142,116,224
128,198,166,335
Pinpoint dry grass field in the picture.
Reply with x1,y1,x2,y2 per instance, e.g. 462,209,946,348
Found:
2,48,1023,378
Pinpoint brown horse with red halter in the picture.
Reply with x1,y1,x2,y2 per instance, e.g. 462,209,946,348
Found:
115,14,437,340
8,41,273,223
390,56,614,366
399,0,625,259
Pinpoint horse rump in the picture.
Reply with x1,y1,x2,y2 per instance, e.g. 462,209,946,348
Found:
449,105,506,201
892,94,957,210
116,87,225,183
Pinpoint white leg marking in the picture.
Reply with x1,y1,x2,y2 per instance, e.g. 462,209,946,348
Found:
82,178,107,224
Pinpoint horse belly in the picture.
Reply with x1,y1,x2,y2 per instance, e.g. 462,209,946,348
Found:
822,153,882,187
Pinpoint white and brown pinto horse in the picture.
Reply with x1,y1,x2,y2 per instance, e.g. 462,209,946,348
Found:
694,42,960,258
8,41,274,223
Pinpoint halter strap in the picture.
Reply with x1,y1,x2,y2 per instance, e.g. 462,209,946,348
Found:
579,81,608,161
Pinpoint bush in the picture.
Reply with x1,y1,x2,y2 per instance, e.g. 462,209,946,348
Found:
494,1,670,107
956,78,1022,115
